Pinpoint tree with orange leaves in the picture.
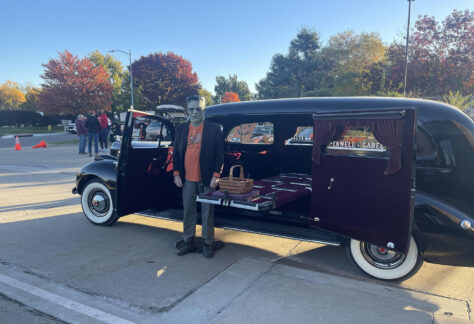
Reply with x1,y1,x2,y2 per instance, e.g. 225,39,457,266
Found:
38,50,112,114
222,91,240,103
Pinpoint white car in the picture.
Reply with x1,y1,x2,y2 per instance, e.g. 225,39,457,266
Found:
65,123,77,134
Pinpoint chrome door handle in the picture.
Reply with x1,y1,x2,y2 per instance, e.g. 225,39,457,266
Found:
327,178,335,190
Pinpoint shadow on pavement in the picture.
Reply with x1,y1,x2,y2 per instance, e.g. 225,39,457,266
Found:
0,212,444,321
0,198,79,213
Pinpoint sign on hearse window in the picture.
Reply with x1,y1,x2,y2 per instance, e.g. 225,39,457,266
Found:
328,126,386,150
286,126,387,155
327,125,387,155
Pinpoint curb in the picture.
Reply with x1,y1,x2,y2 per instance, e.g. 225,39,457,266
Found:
1,132,66,139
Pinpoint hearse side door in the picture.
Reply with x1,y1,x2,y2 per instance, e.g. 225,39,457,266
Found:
116,110,176,216
309,108,416,253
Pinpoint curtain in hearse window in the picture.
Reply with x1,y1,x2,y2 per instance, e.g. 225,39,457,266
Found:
313,118,404,175
227,123,274,144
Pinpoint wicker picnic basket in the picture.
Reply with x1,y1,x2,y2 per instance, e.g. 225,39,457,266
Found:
219,165,254,194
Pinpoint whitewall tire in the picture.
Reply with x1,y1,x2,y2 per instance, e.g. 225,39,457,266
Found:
81,180,118,226
347,236,422,280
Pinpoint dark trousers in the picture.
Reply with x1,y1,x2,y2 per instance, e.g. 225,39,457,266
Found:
99,128,109,149
88,133,99,154
182,180,215,245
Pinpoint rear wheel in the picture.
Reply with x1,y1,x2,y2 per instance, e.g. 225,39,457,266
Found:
80,180,118,226
347,236,423,280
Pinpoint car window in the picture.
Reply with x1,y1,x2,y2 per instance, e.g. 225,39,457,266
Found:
416,126,436,157
286,126,313,146
326,125,388,157
227,122,274,144
131,116,172,148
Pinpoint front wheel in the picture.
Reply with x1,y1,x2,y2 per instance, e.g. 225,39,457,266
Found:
80,180,119,226
347,236,423,280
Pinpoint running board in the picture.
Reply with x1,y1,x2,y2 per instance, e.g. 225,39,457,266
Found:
135,209,341,247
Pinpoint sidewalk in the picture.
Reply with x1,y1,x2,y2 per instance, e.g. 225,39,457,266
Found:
0,258,469,323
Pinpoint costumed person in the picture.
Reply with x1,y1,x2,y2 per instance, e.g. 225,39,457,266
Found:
173,95,224,258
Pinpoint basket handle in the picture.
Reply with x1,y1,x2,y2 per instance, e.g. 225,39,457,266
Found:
229,165,244,180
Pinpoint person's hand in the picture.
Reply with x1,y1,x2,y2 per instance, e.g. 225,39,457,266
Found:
174,175,183,187
210,176,219,189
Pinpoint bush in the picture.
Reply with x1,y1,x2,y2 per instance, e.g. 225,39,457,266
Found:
0,110,67,127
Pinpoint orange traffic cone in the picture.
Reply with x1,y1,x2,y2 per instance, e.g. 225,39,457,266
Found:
32,140,47,149
14,136,22,151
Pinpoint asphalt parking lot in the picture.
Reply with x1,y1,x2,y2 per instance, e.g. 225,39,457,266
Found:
0,144,472,323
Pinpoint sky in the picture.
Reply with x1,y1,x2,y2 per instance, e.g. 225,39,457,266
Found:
0,0,471,94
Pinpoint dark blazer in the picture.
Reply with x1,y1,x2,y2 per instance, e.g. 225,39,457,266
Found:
173,120,224,186
85,115,100,134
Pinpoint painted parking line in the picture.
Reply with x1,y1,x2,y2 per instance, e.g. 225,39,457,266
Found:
0,273,134,324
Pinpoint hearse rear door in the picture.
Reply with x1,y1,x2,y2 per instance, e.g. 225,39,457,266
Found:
116,110,176,216
309,109,416,253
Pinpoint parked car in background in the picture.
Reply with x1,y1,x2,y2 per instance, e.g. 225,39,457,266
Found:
73,97,474,281
65,123,77,134
109,105,185,158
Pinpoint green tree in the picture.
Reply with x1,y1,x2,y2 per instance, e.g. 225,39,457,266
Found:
20,86,41,111
89,50,128,115
0,81,26,109
214,74,251,103
323,30,386,95
256,28,327,99
198,88,214,106
443,90,471,111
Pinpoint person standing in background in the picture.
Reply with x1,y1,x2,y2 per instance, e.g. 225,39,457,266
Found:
85,110,100,157
98,110,109,151
75,114,88,155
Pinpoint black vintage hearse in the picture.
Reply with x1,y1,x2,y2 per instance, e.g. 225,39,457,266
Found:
73,97,474,280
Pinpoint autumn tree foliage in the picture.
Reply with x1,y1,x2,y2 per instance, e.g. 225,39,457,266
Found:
38,50,112,115
132,52,200,109
222,91,240,103
387,9,473,96
0,81,26,109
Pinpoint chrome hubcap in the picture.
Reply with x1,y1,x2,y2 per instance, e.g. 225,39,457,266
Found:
88,189,109,217
360,242,406,270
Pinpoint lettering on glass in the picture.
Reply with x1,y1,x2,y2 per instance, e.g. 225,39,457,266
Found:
327,140,386,152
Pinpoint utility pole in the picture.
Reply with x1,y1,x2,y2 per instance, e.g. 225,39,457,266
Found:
403,0,414,97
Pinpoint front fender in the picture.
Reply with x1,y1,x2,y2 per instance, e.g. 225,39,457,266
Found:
75,160,118,206
414,191,474,266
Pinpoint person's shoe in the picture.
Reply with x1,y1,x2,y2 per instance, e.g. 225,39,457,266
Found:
95,153,99,157
176,240,195,256
203,243,214,258
88,153,92,157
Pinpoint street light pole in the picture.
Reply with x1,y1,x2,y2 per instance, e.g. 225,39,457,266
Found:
403,0,414,97
109,49,134,109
